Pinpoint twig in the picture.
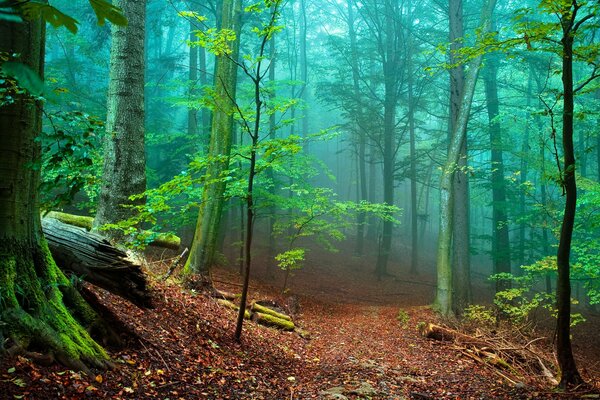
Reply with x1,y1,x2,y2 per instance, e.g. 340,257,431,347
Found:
154,348,170,372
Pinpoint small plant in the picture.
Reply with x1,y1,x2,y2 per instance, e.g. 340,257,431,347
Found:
463,304,497,327
396,309,410,327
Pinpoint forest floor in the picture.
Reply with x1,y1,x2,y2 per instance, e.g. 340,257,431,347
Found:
1,245,599,399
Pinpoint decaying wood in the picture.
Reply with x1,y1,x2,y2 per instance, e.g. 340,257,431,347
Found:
421,322,557,386
252,302,292,321
252,312,295,331
42,217,152,308
215,297,299,332
46,211,181,250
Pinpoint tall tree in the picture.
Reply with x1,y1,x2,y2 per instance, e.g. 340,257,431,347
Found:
94,0,147,235
0,7,114,372
184,0,242,280
483,51,512,292
435,0,496,316
554,0,586,388
448,0,471,313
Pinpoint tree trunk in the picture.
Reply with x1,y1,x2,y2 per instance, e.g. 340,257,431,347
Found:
375,1,399,279
94,0,147,236
436,0,496,316
184,0,242,278
407,18,419,275
555,4,583,387
347,0,368,257
188,13,199,138
483,54,511,292
0,14,109,372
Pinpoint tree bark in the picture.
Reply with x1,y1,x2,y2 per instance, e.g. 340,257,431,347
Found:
555,2,583,387
42,218,152,308
435,0,496,316
95,0,147,236
184,0,242,278
0,14,109,372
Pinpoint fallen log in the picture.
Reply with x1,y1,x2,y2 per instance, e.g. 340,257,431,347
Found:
42,218,152,308
46,211,181,250
216,298,250,319
419,323,489,347
251,302,292,321
252,312,295,331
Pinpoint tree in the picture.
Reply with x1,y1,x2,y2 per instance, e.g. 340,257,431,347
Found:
554,0,587,388
234,0,283,341
183,0,242,280
94,0,147,236
0,3,125,372
483,50,512,293
435,0,496,316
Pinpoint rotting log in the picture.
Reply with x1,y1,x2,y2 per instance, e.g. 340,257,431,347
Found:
46,211,181,250
252,312,295,331
252,302,292,321
216,298,250,319
42,218,152,308
419,323,488,347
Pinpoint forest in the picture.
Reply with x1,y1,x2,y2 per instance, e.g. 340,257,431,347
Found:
1,0,600,398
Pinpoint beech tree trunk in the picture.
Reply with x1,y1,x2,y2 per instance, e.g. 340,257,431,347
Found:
436,0,496,316
95,0,147,235
184,0,242,278
0,14,109,372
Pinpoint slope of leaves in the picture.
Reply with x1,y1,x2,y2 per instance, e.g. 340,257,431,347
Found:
1,248,598,399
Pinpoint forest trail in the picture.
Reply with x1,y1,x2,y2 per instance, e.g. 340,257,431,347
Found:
1,251,597,399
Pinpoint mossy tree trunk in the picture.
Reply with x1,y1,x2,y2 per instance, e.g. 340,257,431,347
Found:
184,0,242,279
0,15,109,372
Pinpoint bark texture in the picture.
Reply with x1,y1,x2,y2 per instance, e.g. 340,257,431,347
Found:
435,0,496,316
95,0,147,234
0,15,109,371
184,0,242,277
555,2,583,387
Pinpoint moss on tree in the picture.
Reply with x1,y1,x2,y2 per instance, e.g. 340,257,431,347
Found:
0,240,111,373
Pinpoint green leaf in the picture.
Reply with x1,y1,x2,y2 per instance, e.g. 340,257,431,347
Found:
1,61,44,95
89,0,127,26
21,3,79,33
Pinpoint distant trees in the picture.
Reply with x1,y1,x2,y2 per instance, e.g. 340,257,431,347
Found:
94,0,147,235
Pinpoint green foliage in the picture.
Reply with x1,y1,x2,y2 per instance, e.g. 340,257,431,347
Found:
396,309,410,327
39,110,104,212
463,305,497,327
15,0,126,33
275,248,305,272
0,61,44,96
488,257,584,327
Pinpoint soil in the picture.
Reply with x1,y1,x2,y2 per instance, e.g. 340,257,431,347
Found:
1,243,599,399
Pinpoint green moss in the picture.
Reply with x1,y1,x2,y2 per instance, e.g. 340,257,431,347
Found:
254,312,295,331
45,211,94,230
0,239,109,371
252,302,292,321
